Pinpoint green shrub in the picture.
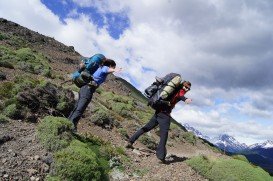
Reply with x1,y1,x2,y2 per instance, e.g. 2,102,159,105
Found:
0,114,9,123
0,82,15,98
118,128,129,140
37,116,73,151
45,176,61,181
16,48,36,62
91,108,115,129
54,140,109,181
182,132,196,145
140,135,157,150
95,87,104,94
232,154,249,163
186,155,213,176
0,33,8,40
3,103,22,119
186,155,273,181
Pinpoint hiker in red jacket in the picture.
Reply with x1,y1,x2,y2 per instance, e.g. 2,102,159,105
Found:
126,81,192,163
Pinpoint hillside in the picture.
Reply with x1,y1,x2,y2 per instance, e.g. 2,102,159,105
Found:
1,18,272,181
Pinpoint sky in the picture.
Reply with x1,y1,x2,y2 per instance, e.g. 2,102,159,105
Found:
0,0,272,145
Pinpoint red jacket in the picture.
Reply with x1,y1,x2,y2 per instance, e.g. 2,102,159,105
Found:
159,88,187,114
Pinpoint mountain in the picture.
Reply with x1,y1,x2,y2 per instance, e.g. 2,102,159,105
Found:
183,123,248,153
212,134,248,153
249,140,273,150
183,123,210,140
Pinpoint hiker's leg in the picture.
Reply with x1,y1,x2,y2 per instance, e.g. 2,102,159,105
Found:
156,113,171,160
129,113,158,143
68,85,94,127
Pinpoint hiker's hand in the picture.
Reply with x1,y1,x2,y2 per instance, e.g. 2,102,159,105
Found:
115,67,122,73
185,98,192,104
79,62,85,69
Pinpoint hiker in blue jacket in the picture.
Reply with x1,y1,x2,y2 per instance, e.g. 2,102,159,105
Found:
69,56,121,132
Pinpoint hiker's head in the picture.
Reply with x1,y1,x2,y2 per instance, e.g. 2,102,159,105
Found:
103,59,116,68
182,81,191,92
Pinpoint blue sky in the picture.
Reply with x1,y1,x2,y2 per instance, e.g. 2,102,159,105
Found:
0,0,273,145
41,0,129,39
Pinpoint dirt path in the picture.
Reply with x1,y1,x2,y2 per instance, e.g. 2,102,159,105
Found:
78,119,216,181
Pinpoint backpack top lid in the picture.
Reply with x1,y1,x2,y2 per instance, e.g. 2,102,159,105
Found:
89,54,105,63
84,53,105,70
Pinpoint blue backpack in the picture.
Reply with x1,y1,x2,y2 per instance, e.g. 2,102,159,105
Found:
72,54,105,87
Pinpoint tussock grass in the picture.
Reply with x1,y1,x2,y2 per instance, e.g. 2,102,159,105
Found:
186,155,273,181
37,116,127,180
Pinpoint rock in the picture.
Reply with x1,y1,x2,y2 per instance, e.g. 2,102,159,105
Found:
0,72,6,80
3,174,9,178
30,176,36,181
42,155,53,164
11,152,17,157
34,155,40,160
2,158,7,163
132,149,142,155
41,163,50,173
27,168,38,176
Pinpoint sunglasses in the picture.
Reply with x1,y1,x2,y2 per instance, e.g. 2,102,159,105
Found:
183,85,191,91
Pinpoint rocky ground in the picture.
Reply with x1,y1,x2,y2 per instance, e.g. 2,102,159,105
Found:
0,120,52,180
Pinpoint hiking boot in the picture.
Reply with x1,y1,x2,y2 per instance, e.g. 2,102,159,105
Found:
158,158,167,164
125,141,134,149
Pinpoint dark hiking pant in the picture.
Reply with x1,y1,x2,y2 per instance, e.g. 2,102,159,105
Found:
129,112,171,160
68,85,95,127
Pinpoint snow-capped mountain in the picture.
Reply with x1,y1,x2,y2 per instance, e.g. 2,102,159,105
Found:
182,123,273,174
182,123,248,153
212,134,248,153
183,123,210,140
249,140,273,149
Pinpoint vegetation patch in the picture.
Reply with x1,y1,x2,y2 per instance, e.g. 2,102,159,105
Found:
0,46,53,77
37,118,127,180
54,140,109,181
118,128,129,140
3,103,24,119
232,154,249,163
139,134,157,150
37,116,73,151
0,114,9,123
91,106,120,129
186,155,273,181
182,131,197,145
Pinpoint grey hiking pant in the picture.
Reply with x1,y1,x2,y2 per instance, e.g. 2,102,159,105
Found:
129,112,171,160
68,85,95,127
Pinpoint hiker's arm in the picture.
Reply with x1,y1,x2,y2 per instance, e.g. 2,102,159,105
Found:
108,67,122,73
179,96,192,104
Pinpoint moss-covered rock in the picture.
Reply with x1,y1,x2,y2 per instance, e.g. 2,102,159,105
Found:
37,116,73,151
